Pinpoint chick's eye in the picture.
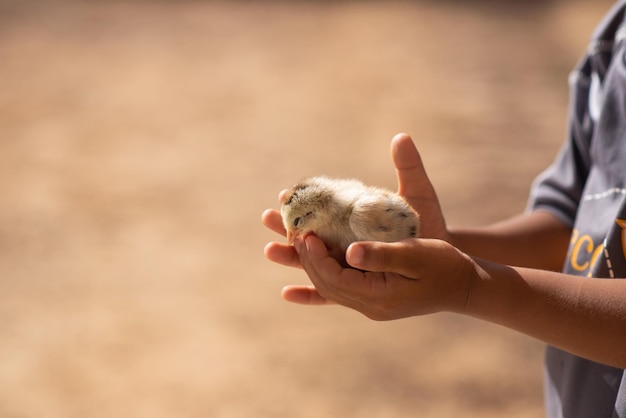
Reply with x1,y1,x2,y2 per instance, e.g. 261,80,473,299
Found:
293,217,302,228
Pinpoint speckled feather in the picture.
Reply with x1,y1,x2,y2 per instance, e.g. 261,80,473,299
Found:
280,176,420,260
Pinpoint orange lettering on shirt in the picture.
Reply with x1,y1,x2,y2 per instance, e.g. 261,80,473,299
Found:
616,219,626,259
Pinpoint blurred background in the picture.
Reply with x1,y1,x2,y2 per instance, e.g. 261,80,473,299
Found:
0,0,614,417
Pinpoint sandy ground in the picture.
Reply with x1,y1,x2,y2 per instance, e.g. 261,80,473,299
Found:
0,1,614,417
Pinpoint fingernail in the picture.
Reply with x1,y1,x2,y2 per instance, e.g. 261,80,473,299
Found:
304,234,313,252
347,243,364,267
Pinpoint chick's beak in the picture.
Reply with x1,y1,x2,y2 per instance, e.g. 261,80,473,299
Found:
287,229,300,245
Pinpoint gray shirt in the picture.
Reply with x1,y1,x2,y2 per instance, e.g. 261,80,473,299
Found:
528,1,626,416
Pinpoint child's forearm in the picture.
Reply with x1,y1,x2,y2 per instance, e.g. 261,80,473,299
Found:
463,257,626,369
447,210,571,271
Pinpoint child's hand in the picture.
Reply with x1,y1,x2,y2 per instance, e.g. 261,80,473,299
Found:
284,234,473,319
262,132,457,310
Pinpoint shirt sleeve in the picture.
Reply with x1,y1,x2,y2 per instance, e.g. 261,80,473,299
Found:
527,137,588,228
527,68,596,227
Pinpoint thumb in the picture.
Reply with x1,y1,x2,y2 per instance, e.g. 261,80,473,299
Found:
346,240,421,278
390,133,437,206
391,133,448,239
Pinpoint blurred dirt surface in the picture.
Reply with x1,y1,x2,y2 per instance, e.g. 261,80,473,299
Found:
0,1,614,417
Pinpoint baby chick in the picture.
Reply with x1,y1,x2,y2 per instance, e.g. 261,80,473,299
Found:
280,176,420,263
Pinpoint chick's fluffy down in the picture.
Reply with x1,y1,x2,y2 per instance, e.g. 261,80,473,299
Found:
281,176,420,256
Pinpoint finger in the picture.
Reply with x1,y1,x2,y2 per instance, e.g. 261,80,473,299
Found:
299,235,344,278
390,133,436,203
281,285,335,305
261,208,287,237
264,241,302,268
297,235,376,311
